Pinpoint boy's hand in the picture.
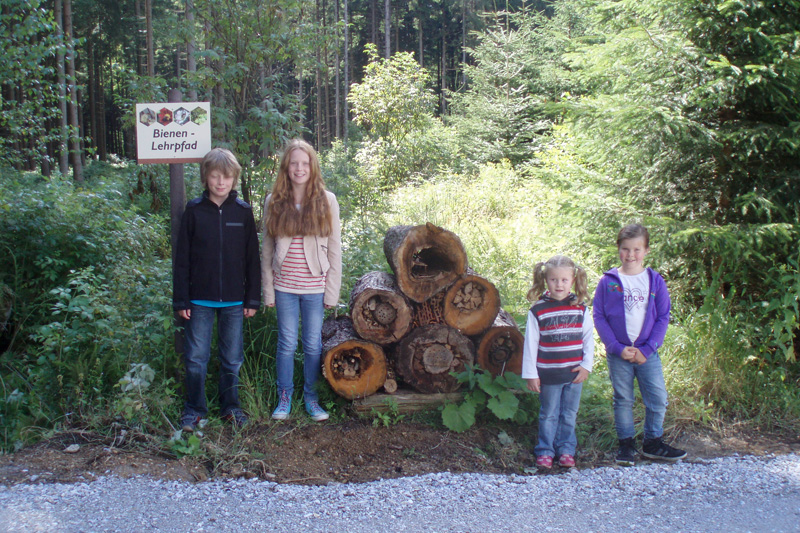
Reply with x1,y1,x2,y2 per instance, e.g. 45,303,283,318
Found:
244,308,256,318
621,346,636,361
178,309,191,320
632,349,647,365
526,378,541,393
571,366,590,384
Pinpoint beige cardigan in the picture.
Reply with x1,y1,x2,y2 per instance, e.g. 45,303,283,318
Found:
261,190,342,308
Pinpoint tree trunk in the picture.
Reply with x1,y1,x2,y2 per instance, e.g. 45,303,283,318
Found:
349,271,414,344
145,0,155,77
384,0,390,58
186,0,198,101
394,324,474,393
54,0,69,175
88,38,97,157
370,0,377,48
472,309,523,377
383,223,467,303
443,268,500,335
64,0,83,182
343,0,349,140
418,16,423,67
322,316,387,399
334,0,341,139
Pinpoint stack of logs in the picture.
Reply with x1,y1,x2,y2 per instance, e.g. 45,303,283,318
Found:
322,223,524,400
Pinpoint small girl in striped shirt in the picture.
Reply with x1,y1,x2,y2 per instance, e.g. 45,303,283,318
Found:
262,139,342,422
522,255,594,469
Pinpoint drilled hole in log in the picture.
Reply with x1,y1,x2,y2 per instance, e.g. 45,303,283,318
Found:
331,348,373,381
422,344,455,374
488,334,514,366
373,302,397,325
411,247,455,280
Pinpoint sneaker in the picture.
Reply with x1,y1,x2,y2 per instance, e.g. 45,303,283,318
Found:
616,437,637,466
642,437,687,462
271,390,291,420
558,454,576,468
535,455,553,469
305,400,329,422
179,412,201,432
222,408,248,428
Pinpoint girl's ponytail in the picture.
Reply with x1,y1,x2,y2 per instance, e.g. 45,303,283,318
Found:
573,265,589,305
527,261,547,302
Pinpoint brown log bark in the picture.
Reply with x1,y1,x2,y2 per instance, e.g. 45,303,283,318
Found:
443,268,500,336
394,324,474,393
383,223,467,303
322,316,387,399
472,309,523,377
349,271,414,344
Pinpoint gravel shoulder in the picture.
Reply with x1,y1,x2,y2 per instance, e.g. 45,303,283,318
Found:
1,453,799,532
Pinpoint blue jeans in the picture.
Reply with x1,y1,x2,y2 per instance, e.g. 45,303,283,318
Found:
535,381,583,457
182,304,244,417
607,352,668,440
275,290,325,403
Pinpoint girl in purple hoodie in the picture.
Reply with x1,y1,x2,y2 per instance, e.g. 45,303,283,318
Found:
593,224,686,466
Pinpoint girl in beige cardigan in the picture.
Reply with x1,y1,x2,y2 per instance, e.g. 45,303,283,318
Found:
262,139,342,422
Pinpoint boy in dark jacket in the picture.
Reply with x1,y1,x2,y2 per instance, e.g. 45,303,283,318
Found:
173,148,260,431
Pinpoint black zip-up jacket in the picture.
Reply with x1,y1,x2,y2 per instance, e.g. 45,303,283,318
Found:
173,190,261,310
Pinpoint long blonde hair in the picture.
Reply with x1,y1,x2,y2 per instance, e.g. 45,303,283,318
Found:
526,255,589,305
265,139,332,238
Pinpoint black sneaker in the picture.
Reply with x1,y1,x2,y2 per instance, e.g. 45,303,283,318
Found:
222,408,248,428
179,412,201,432
615,437,637,466
642,437,687,462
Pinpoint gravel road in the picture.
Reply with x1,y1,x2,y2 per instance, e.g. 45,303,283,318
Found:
1,453,799,532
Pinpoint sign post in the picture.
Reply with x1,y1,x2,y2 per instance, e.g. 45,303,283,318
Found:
136,96,212,354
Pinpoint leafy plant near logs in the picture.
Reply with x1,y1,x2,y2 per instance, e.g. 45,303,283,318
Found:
441,366,537,433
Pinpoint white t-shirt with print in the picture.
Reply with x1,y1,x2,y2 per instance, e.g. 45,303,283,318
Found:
619,270,649,344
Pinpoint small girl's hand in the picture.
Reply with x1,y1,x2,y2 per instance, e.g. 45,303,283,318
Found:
571,367,590,384
621,346,637,361
526,378,541,393
632,349,647,365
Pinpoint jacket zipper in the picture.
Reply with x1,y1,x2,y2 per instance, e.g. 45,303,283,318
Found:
218,205,223,301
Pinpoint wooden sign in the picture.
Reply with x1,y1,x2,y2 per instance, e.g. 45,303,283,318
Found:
135,102,211,164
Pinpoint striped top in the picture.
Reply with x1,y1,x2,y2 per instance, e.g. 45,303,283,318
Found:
522,293,594,385
274,236,326,294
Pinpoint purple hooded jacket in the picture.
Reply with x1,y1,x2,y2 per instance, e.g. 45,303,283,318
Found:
592,267,670,359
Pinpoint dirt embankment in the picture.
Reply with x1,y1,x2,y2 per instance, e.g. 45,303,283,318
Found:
2,418,799,486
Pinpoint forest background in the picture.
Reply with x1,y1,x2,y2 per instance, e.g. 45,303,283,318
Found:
0,0,799,456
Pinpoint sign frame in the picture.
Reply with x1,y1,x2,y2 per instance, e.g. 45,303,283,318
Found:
136,102,211,164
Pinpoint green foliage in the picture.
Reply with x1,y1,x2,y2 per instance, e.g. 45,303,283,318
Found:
349,44,437,142
169,433,203,458
114,363,156,421
0,0,63,168
0,164,177,450
348,45,449,189
449,5,586,165
371,398,406,427
441,367,536,432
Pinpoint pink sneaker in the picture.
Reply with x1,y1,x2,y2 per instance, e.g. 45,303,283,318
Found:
535,455,553,469
558,454,576,468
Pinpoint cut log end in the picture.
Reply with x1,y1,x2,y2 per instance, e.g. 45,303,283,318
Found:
475,316,524,377
349,272,414,344
395,324,475,393
322,317,387,399
384,224,467,303
443,273,501,336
